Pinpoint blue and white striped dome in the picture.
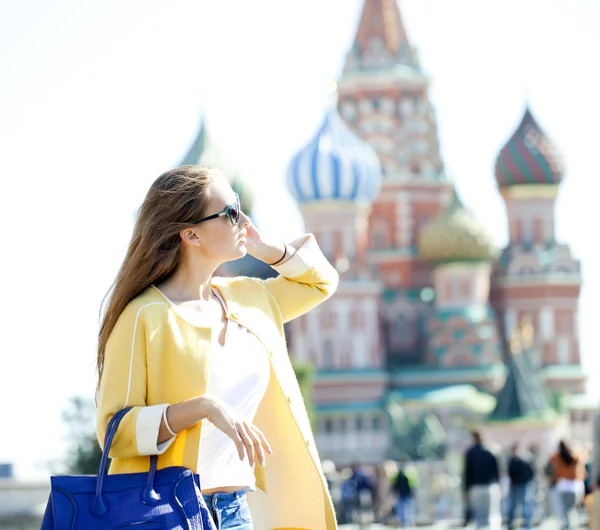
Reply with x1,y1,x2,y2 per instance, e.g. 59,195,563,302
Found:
287,109,382,204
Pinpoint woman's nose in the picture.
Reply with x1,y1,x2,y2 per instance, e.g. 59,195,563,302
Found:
239,211,250,226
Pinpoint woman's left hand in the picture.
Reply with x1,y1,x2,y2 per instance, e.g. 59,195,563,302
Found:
244,222,289,265
244,222,267,255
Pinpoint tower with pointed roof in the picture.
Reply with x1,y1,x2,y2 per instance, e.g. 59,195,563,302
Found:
180,117,254,213
337,0,453,372
490,107,584,394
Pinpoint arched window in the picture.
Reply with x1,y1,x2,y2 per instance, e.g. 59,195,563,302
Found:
355,416,364,431
390,314,409,346
372,415,382,431
322,339,334,368
372,223,389,250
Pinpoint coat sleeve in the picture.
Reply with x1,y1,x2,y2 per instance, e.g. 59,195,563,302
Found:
96,301,176,459
261,234,339,323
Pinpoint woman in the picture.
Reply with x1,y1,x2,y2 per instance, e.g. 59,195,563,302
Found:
548,440,586,530
96,165,339,529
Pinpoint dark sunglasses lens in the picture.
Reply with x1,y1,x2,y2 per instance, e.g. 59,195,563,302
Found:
229,203,239,224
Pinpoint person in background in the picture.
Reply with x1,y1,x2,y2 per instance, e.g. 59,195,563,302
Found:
583,444,595,530
591,413,600,530
339,463,372,524
463,431,501,530
506,443,535,530
525,443,542,522
374,460,398,524
548,439,586,530
322,459,337,492
393,462,416,527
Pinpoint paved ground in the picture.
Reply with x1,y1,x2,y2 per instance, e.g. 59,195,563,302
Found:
339,517,586,529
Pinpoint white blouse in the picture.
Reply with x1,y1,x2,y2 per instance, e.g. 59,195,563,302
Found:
196,290,271,491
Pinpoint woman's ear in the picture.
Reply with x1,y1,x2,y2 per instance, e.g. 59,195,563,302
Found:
180,228,201,246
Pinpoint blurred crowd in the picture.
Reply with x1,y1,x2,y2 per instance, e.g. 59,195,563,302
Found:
321,431,596,528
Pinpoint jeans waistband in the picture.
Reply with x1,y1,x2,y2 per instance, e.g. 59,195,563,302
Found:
202,489,247,507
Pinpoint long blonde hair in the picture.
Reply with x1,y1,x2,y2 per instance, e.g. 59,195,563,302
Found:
97,165,217,391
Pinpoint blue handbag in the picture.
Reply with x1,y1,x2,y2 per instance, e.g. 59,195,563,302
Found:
41,407,217,529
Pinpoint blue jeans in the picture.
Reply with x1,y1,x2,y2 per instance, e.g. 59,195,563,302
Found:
507,482,534,530
394,496,415,527
202,490,253,530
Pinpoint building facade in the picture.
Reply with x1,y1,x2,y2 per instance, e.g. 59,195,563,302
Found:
283,0,588,465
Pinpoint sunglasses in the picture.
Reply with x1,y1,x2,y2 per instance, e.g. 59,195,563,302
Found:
189,193,241,226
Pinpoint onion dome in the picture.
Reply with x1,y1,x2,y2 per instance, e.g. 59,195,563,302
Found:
181,118,254,213
287,109,382,204
494,107,564,188
419,192,496,264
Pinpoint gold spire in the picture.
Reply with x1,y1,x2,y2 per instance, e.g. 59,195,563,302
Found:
509,317,535,355
509,329,522,355
520,317,535,350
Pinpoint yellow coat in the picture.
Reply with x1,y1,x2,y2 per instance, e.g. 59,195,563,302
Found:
96,235,339,530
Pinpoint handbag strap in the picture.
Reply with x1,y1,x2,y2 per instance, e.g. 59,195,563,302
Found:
91,407,160,517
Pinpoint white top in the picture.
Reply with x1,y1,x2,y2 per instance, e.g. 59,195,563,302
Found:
555,478,585,497
197,290,271,491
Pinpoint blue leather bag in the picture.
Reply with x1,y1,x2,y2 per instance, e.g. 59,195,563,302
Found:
41,407,216,529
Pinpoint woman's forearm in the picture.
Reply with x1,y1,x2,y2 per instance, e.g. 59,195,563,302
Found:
157,396,211,444
250,241,294,266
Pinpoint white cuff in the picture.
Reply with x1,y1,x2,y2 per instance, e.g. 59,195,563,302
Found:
136,404,176,456
272,234,324,278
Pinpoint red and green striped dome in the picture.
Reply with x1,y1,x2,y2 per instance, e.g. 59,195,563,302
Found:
494,108,564,188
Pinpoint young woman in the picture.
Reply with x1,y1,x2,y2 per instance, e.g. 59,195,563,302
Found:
96,165,339,530
548,440,586,530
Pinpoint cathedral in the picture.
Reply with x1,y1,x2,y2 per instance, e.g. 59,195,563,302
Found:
182,0,591,465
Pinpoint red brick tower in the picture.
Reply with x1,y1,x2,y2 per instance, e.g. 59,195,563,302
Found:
337,0,453,366
490,108,585,394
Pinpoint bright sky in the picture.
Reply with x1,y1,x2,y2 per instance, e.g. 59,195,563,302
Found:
1,0,598,479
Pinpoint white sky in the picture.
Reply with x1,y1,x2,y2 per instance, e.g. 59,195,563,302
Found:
0,0,598,479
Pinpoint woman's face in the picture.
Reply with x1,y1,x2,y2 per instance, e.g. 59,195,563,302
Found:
191,177,250,263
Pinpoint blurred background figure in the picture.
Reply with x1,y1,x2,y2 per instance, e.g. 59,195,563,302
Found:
592,411,600,530
321,459,339,498
546,439,586,530
373,459,398,524
463,431,501,530
506,442,535,530
338,462,373,525
392,459,419,528
321,459,337,489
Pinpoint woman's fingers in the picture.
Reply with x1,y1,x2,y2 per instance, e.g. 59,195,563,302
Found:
242,423,265,466
231,424,246,462
250,424,273,456
236,423,255,466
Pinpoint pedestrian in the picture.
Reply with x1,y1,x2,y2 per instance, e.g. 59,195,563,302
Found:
393,463,416,527
547,439,586,530
374,460,397,524
95,165,339,529
506,443,535,530
339,467,360,524
463,431,501,530
591,412,600,530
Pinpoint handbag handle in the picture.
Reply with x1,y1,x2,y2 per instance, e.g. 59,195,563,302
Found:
90,407,160,517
